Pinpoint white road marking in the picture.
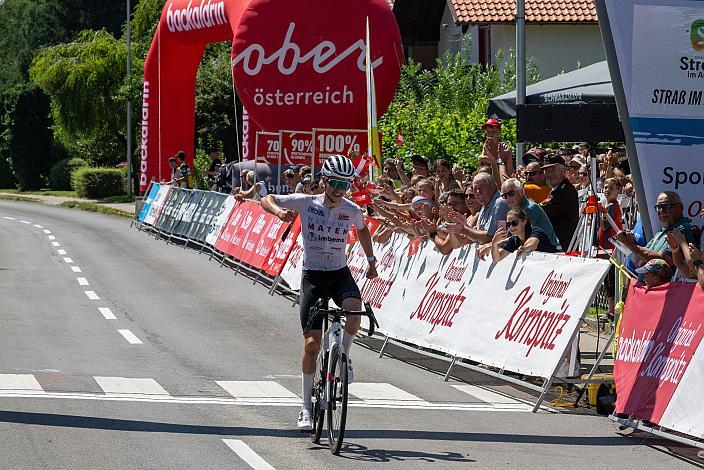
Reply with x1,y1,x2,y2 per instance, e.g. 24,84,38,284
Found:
77,277,89,286
20,220,30,224
48,235,56,240
43,230,51,234
0,374,44,393
223,440,276,470
84,291,100,300
98,308,116,320
117,330,143,345
3,217,15,220
63,257,73,263
0,390,544,412
451,384,533,409
33,224,43,228
57,249,67,255
216,381,298,399
71,266,82,273
52,242,61,247
94,377,169,396
349,383,429,405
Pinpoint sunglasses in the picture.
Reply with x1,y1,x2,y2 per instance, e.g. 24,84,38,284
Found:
465,193,476,199
579,172,589,176
654,203,680,212
501,190,517,199
328,179,351,191
524,170,543,176
506,220,520,227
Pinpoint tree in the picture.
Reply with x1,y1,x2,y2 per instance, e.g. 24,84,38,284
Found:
379,46,539,171
30,30,127,166
0,83,55,190
195,42,239,161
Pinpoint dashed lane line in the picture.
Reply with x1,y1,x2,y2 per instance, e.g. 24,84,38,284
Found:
48,235,56,240
117,330,143,345
77,277,89,286
57,249,67,255
43,230,51,234
63,257,73,263
84,291,100,300
2,217,15,220
0,374,45,393
98,308,116,320
71,266,82,273
52,242,61,247
223,440,276,470
33,224,43,228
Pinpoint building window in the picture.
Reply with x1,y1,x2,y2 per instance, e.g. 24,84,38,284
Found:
478,26,491,66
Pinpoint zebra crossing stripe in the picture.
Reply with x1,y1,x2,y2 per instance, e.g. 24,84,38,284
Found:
94,377,170,396
216,381,298,399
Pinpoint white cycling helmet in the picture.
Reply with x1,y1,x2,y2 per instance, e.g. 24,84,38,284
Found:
321,154,355,181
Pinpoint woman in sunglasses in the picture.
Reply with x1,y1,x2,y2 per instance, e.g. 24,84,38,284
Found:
260,154,378,431
490,208,557,263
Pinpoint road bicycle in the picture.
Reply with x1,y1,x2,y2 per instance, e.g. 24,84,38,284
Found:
305,298,378,455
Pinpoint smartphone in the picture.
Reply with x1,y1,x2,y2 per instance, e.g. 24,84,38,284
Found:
498,220,507,231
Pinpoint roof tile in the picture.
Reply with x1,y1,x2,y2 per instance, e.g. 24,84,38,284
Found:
449,0,598,23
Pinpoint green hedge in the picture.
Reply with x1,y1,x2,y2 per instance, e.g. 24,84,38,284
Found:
71,167,124,199
49,157,88,190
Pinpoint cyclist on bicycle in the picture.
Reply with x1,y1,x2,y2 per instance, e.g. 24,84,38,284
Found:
261,155,378,430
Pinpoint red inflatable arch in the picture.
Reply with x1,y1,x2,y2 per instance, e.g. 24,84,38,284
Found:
140,0,403,192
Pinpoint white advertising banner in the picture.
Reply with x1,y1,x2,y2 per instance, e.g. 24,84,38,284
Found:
143,184,172,226
281,233,610,379
377,246,610,379
279,233,304,291
603,0,704,230
205,195,237,246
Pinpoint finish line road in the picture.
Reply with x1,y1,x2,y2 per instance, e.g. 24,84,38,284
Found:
0,200,693,469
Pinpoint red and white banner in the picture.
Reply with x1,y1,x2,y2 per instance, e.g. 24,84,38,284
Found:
279,131,313,167
313,129,376,167
255,131,281,165
264,216,302,277
214,201,290,271
614,281,704,438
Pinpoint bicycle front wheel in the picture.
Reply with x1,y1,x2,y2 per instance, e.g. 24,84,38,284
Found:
326,348,349,455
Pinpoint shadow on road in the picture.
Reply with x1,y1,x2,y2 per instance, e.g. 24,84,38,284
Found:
0,410,634,447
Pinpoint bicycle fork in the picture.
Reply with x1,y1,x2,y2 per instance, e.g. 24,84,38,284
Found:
324,321,343,410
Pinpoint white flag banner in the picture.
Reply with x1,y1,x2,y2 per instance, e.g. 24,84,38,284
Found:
143,184,172,226
601,0,704,232
279,233,304,291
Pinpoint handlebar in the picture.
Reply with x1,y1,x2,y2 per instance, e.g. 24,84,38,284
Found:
304,299,380,337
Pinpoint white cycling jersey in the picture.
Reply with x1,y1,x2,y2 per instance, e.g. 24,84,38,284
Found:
273,193,365,271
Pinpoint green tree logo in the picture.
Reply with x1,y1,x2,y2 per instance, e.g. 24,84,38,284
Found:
692,19,704,51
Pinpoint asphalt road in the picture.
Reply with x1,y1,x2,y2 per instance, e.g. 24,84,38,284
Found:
0,200,697,469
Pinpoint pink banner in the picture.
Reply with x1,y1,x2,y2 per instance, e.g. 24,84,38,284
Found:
614,281,704,422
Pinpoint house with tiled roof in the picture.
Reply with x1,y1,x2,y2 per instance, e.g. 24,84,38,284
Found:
391,0,605,78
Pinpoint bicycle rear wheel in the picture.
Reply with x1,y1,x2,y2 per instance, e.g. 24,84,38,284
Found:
310,354,326,444
326,348,349,455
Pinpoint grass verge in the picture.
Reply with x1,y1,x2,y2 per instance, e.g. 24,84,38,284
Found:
0,194,42,203
59,200,133,218
0,189,78,198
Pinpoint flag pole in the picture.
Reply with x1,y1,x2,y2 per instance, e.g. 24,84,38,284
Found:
365,17,382,182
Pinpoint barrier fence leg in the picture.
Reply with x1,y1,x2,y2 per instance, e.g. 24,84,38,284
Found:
268,276,281,295
378,335,390,358
444,356,458,382
532,376,556,413
573,329,617,405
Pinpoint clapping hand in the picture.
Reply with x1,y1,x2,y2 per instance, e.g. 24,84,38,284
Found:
666,230,686,252
444,211,470,235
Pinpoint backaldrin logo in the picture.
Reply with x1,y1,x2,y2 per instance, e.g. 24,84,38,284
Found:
692,19,704,52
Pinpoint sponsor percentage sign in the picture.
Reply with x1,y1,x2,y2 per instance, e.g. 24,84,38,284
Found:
346,135,360,154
